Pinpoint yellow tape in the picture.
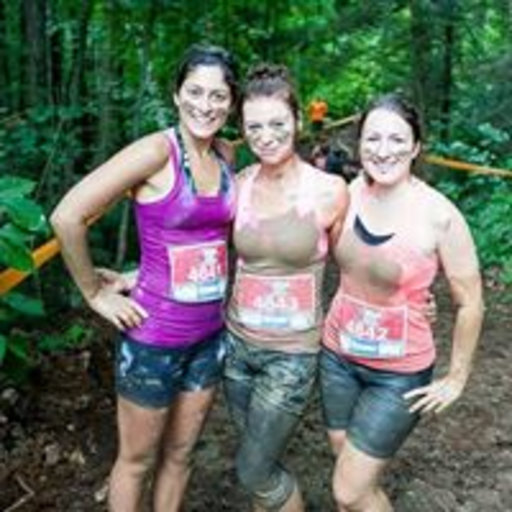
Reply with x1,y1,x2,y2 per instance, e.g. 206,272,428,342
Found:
0,239,60,295
425,155,512,179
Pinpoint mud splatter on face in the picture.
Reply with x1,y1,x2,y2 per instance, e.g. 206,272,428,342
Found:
242,96,297,165
359,108,420,186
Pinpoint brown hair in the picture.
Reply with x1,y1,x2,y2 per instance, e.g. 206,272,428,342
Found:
174,44,239,104
357,93,424,181
239,63,300,123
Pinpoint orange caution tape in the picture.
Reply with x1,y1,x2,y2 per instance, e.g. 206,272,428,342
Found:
0,210,104,296
0,238,60,295
324,114,360,131
425,155,512,179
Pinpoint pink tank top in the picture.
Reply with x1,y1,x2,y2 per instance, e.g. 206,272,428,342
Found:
227,165,328,353
323,179,439,372
126,128,235,347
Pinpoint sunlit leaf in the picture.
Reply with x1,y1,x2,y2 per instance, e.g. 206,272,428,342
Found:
0,197,47,232
0,234,34,271
0,177,35,200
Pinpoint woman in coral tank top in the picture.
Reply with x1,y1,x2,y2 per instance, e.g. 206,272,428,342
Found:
321,94,484,511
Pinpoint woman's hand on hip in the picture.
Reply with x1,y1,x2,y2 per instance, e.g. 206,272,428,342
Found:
88,287,148,330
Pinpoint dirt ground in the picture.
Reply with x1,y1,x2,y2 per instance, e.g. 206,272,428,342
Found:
1,263,511,511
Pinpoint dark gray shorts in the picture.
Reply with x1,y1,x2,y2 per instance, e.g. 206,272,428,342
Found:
115,331,225,409
320,347,433,459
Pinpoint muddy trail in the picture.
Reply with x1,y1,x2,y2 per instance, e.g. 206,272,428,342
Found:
1,262,511,511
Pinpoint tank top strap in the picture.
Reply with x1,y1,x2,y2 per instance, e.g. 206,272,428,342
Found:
234,166,259,230
213,145,232,195
343,179,365,230
154,127,185,198
163,128,181,173
295,166,317,217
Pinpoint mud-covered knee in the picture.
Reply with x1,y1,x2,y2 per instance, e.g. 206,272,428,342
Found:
235,451,266,491
236,455,295,511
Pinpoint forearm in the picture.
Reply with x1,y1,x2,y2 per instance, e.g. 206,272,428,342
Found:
448,297,484,384
51,216,100,302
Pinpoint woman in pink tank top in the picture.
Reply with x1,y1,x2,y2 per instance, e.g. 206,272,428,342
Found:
51,45,238,512
320,94,484,511
223,64,349,511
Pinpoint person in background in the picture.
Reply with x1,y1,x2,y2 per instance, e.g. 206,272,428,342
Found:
310,141,329,171
50,44,239,512
320,93,484,512
224,64,348,511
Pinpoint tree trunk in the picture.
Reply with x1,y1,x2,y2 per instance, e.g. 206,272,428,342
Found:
440,2,456,142
22,0,47,107
66,0,94,108
61,0,94,192
95,0,118,165
0,2,7,111
409,0,432,117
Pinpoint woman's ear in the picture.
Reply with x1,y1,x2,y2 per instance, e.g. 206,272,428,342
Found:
412,141,421,160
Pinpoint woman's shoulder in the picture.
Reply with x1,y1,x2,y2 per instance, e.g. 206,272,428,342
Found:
411,178,464,230
235,163,259,185
303,161,347,193
133,130,170,153
302,161,349,221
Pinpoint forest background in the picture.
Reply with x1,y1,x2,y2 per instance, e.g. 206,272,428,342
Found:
0,0,511,381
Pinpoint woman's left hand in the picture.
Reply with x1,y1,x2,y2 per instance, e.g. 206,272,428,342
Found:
403,373,467,414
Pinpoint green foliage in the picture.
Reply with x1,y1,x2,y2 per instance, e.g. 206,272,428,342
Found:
38,323,94,353
0,301,43,384
0,176,48,271
0,176,48,381
430,123,512,281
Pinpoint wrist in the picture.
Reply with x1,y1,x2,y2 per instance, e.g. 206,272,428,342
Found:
82,278,102,303
447,367,470,385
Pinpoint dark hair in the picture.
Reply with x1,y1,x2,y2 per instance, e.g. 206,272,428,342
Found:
357,93,424,180
174,44,239,103
357,93,423,144
239,63,300,123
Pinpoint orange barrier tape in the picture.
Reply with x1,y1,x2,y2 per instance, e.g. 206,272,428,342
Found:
0,238,60,295
0,210,104,296
425,155,512,179
324,114,360,131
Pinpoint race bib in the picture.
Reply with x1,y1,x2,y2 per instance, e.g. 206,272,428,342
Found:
236,274,315,331
168,241,227,303
338,294,408,358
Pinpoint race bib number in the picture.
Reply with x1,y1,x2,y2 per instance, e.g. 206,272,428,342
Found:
236,274,315,331
168,241,227,303
338,294,408,358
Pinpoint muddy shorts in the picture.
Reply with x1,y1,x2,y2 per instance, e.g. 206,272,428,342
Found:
320,347,433,459
115,330,225,409
223,331,318,420
223,331,317,509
